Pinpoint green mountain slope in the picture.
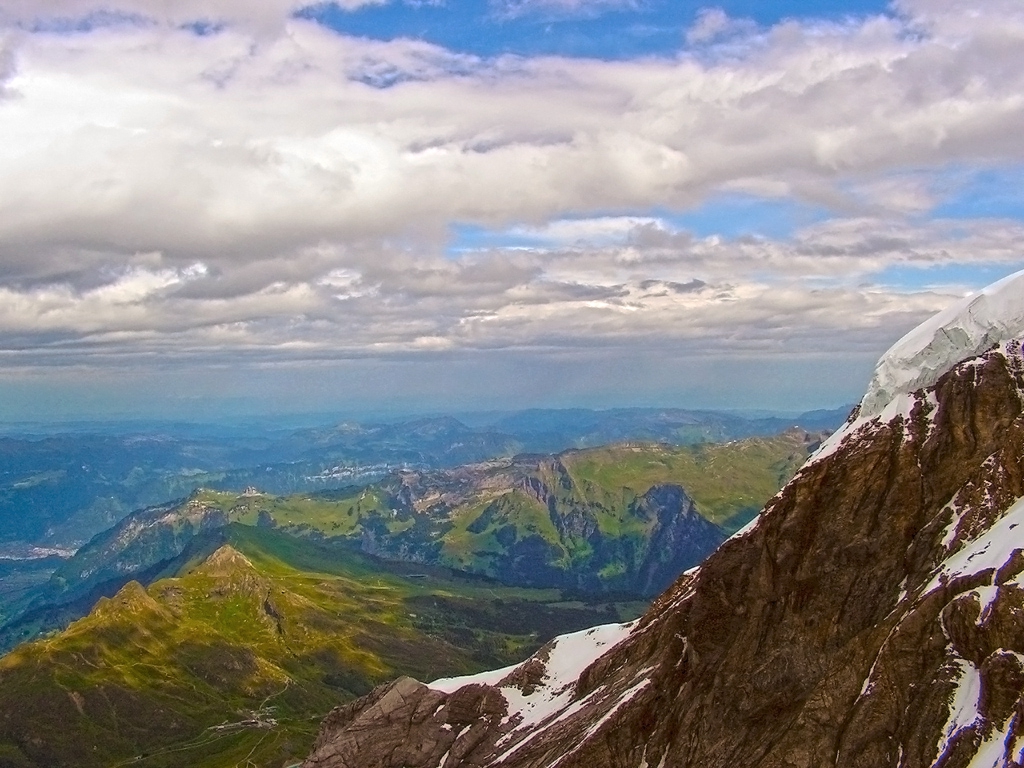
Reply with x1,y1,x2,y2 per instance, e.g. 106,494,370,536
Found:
0,525,627,768
1,431,818,650
306,431,819,593
0,408,847,551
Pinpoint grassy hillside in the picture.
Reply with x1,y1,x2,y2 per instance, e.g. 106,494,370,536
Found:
258,431,819,590
267,431,815,538
0,408,847,551
0,525,629,768
0,430,818,654
560,436,810,529
0,430,821,765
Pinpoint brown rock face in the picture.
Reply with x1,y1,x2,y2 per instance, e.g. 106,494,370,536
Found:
304,677,509,768
303,341,1024,768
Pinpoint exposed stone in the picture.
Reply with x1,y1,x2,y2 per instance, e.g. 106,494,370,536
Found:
303,677,508,768
979,651,1024,726
302,339,1024,768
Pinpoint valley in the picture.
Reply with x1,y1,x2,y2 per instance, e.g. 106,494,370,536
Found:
0,407,845,551
0,420,824,767
0,431,820,649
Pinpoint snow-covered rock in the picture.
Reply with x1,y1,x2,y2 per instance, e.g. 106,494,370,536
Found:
859,268,1024,419
431,622,634,733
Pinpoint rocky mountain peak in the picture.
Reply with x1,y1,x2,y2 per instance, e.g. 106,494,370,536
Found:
89,579,164,620
301,275,1024,768
198,544,256,576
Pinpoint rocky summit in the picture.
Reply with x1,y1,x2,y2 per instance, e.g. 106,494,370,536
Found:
301,271,1024,768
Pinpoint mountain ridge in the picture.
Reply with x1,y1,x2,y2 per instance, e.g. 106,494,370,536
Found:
0,524,634,768
300,273,1024,768
0,407,848,551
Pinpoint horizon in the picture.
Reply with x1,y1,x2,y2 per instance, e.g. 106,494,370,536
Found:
0,400,856,435
1,0,1022,421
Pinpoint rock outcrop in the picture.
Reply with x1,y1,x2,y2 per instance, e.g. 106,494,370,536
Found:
302,273,1024,768
632,484,725,596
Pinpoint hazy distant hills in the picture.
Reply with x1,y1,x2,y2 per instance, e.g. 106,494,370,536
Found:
0,430,820,653
481,406,848,451
0,421,517,549
0,406,849,550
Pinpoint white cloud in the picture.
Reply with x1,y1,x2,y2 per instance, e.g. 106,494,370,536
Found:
0,0,1021,402
0,0,390,37
685,8,758,45
1,1,1017,276
0,214,1019,368
509,216,664,246
490,0,638,21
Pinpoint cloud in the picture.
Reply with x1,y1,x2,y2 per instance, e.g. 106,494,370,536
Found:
489,0,638,21
0,0,393,36
0,0,1022,413
0,213,1019,370
2,1,1020,281
508,216,663,246
685,8,758,45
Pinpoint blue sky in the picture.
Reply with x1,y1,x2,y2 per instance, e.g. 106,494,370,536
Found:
0,0,1022,421
303,0,892,60
449,195,834,253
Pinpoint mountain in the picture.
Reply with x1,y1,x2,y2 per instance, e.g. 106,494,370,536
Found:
0,525,631,768
300,271,1024,768
0,418,522,550
358,434,817,592
1,431,817,648
0,408,848,551
476,406,848,452
0,425,822,765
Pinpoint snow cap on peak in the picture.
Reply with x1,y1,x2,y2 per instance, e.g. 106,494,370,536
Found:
859,268,1024,419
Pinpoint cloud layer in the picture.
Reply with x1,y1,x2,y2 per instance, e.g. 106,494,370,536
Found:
0,0,1022,413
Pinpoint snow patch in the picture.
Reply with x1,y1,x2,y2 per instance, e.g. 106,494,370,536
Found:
431,621,633,700
490,686,603,761
435,622,640,766
728,513,761,541
937,658,982,752
804,390,920,470
638,749,668,768
973,585,1001,621
860,269,1024,419
966,719,1012,768
549,678,652,768
895,575,909,605
430,659,521,693
939,455,1003,550
582,678,649,740
431,621,636,749
859,674,876,698
926,494,1024,594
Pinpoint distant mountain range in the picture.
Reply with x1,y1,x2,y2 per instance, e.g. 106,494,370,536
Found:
0,406,848,550
1,430,820,647
0,427,824,767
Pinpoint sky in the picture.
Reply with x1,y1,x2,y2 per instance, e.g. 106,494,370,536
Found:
0,0,1022,422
